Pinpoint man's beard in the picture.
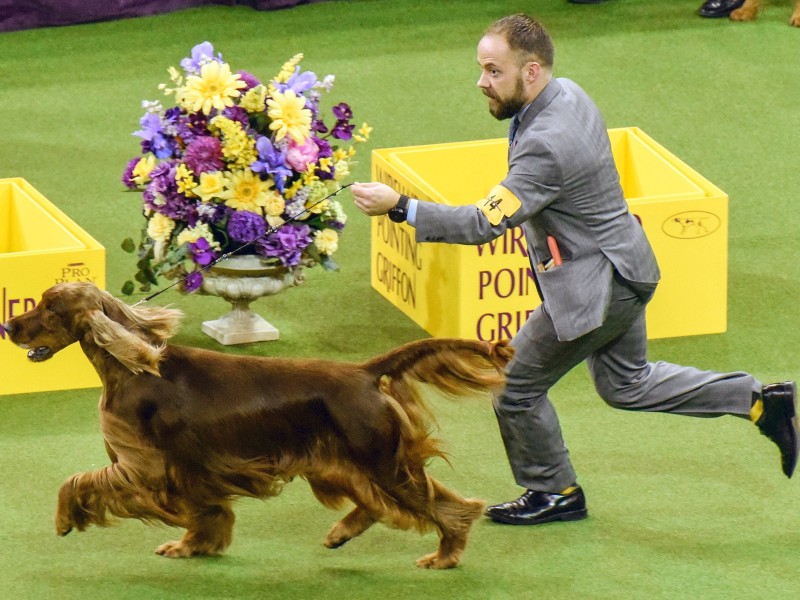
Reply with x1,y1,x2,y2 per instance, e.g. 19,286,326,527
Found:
486,77,527,120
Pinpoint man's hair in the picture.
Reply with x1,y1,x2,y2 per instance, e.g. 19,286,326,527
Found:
485,14,554,69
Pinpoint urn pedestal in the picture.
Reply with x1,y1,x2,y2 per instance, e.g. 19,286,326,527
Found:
199,255,303,345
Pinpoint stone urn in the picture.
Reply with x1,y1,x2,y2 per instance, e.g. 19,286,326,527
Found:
199,255,304,344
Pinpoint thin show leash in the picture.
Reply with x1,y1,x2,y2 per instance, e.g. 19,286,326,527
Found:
132,182,354,307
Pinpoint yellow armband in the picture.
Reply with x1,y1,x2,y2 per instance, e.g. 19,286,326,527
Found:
476,185,522,226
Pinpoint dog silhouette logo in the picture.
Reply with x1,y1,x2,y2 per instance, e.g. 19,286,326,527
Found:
662,211,721,239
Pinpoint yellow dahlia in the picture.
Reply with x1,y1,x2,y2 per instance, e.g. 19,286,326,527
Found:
147,212,175,242
267,89,312,143
132,155,157,185
314,229,339,255
218,169,272,213
180,61,246,115
193,171,227,203
264,190,286,217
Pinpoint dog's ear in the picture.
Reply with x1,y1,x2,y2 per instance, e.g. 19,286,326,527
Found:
86,309,164,376
99,292,183,344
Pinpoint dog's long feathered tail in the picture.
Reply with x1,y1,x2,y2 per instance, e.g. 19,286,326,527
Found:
362,338,513,435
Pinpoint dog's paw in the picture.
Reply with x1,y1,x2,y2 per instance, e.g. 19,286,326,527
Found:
323,527,351,549
155,540,194,558
55,478,83,536
415,551,460,569
54,516,73,537
730,7,758,21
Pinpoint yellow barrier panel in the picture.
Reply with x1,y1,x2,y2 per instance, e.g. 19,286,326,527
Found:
0,178,105,395
370,127,727,341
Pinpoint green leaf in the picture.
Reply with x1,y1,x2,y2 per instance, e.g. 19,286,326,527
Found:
320,255,339,271
121,280,135,296
120,238,136,253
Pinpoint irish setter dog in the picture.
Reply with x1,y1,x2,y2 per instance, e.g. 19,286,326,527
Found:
3,282,512,569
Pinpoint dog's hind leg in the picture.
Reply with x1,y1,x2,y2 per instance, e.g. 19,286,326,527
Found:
155,502,235,557
307,475,377,548
360,465,484,569
413,478,485,569
323,506,377,549
730,0,760,21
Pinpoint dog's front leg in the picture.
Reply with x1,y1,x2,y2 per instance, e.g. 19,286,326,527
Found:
55,465,178,536
324,506,377,549
56,473,96,535
155,503,235,558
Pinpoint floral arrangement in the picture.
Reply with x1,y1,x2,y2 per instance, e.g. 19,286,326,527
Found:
121,42,371,295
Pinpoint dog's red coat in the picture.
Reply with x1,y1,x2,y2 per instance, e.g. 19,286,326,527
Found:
4,282,513,568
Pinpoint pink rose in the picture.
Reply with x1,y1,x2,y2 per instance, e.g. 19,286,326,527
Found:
285,138,320,171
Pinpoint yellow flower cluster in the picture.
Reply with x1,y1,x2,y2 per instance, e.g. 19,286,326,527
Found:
175,164,197,196
210,116,257,170
275,53,304,85
147,212,175,242
176,222,221,249
239,85,267,113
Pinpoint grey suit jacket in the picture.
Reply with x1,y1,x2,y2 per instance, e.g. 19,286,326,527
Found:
414,78,660,341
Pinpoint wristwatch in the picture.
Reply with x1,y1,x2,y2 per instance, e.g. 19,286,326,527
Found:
388,194,410,223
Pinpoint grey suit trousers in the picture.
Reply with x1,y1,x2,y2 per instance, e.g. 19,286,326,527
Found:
494,273,761,492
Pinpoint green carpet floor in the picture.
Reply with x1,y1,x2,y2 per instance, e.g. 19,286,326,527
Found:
1,1,799,598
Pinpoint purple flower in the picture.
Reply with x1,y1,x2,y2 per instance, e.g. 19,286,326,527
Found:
330,121,355,141
312,119,329,135
222,105,250,130
251,136,292,193
197,201,230,225
134,113,177,159
256,224,312,268
274,67,318,95
145,163,198,223
184,136,223,174
181,42,223,75
182,271,204,293
134,113,162,141
314,137,332,159
332,103,353,120
122,157,139,189
237,70,261,91
189,237,217,266
227,210,266,244
175,112,210,144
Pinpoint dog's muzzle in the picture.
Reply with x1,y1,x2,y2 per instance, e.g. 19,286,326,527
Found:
27,346,54,362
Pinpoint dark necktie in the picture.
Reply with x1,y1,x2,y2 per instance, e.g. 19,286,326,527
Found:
508,115,520,146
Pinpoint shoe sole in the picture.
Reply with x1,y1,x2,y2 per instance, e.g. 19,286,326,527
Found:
787,381,798,478
487,508,588,526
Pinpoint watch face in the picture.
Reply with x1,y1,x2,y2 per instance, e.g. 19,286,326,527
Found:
388,207,406,223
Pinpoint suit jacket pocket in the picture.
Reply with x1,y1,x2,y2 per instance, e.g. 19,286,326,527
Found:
536,254,613,342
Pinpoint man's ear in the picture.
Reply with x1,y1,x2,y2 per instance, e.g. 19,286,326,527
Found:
524,61,541,84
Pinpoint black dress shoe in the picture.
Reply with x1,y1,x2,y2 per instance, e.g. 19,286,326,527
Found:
698,0,745,18
756,382,799,478
485,487,588,525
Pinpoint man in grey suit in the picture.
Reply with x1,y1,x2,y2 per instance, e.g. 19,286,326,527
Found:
351,14,798,525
